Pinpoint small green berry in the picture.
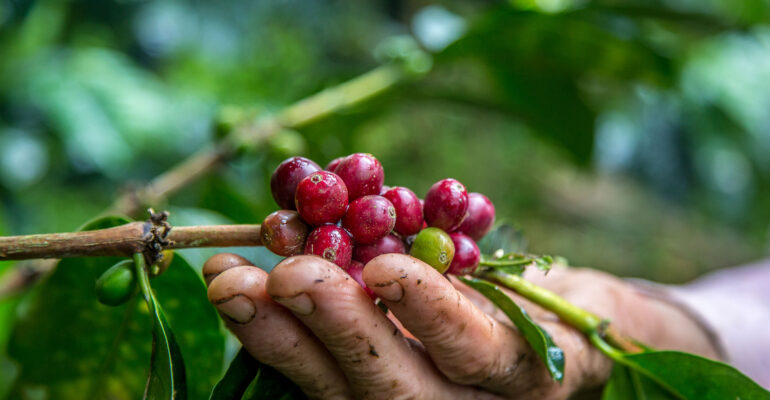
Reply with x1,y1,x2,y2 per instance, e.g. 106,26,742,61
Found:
95,260,137,306
409,227,455,273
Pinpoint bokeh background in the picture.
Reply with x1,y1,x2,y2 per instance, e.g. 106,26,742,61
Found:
0,0,769,397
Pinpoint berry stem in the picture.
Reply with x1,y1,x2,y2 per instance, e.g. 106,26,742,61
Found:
479,259,535,268
476,267,642,353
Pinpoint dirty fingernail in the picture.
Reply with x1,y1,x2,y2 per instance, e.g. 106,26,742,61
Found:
273,292,315,315
371,281,404,302
213,294,256,324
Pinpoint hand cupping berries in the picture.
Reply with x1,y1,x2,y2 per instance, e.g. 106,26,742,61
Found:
264,153,496,298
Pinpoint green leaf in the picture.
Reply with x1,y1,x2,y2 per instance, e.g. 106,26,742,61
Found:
6,216,225,400
621,351,770,400
210,347,303,400
241,361,304,400
151,253,226,399
602,363,677,400
210,348,259,400
134,253,187,400
476,223,527,256
77,214,133,231
458,277,564,382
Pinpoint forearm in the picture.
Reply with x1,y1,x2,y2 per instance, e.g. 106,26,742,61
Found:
662,260,770,388
523,267,722,358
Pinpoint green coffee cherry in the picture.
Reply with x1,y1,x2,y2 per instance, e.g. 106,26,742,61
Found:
409,227,455,273
95,260,137,306
149,250,174,278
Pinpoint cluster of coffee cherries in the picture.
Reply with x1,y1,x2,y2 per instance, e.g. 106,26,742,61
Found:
261,153,495,299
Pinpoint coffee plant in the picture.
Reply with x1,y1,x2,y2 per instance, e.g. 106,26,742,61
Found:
1,3,769,399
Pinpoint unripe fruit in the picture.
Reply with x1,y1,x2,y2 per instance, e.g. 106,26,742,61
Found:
447,233,481,275
325,157,344,172
270,156,321,210
203,253,253,286
457,193,495,241
409,227,455,273
334,153,384,200
353,234,406,264
295,171,348,226
95,260,137,306
345,260,376,300
424,178,469,231
261,210,309,256
342,195,396,244
304,225,353,268
383,186,423,236
149,250,174,277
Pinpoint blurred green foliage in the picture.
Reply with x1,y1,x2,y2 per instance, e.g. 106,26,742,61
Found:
0,0,769,397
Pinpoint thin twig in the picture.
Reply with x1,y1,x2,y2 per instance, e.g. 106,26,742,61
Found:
0,223,262,261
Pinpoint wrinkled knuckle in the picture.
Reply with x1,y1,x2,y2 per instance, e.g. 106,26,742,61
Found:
357,379,423,400
441,348,499,385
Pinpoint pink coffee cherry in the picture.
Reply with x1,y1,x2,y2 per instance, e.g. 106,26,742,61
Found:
342,195,396,244
457,192,496,241
270,156,321,210
383,186,423,236
447,232,481,275
295,171,348,226
304,225,353,268
345,260,376,300
353,234,406,264
423,178,469,232
334,153,384,200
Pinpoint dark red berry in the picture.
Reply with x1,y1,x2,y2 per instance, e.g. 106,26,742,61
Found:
447,232,480,275
270,156,321,210
383,187,423,236
261,210,309,257
353,234,406,264
342,195,396,244
295,171,348,226
457,193,496,240
345,260,376,300
304,225,353,268
334,153,384,200
424,178,469,231
325,157,344,172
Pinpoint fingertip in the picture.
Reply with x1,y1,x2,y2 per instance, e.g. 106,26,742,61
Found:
202,253,254,286
363,253,444,302
207,265,267,303
265,255,347,297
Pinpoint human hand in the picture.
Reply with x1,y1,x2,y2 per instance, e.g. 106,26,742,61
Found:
204,253,719,399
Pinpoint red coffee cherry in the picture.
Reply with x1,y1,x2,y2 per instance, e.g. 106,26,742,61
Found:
383,186,423,236
304,225,353,268
342,195,396,244
457,193,495,241
295,171,348,226
334,153,384,200
423,178,469,231
352,234,406,265
345,260,376,300
261,210,309,257
270,156,321,210
446,232,481,275
325,157,344,172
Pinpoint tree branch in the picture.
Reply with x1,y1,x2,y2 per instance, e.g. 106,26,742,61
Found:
0,62,416,296
0,223,262,261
